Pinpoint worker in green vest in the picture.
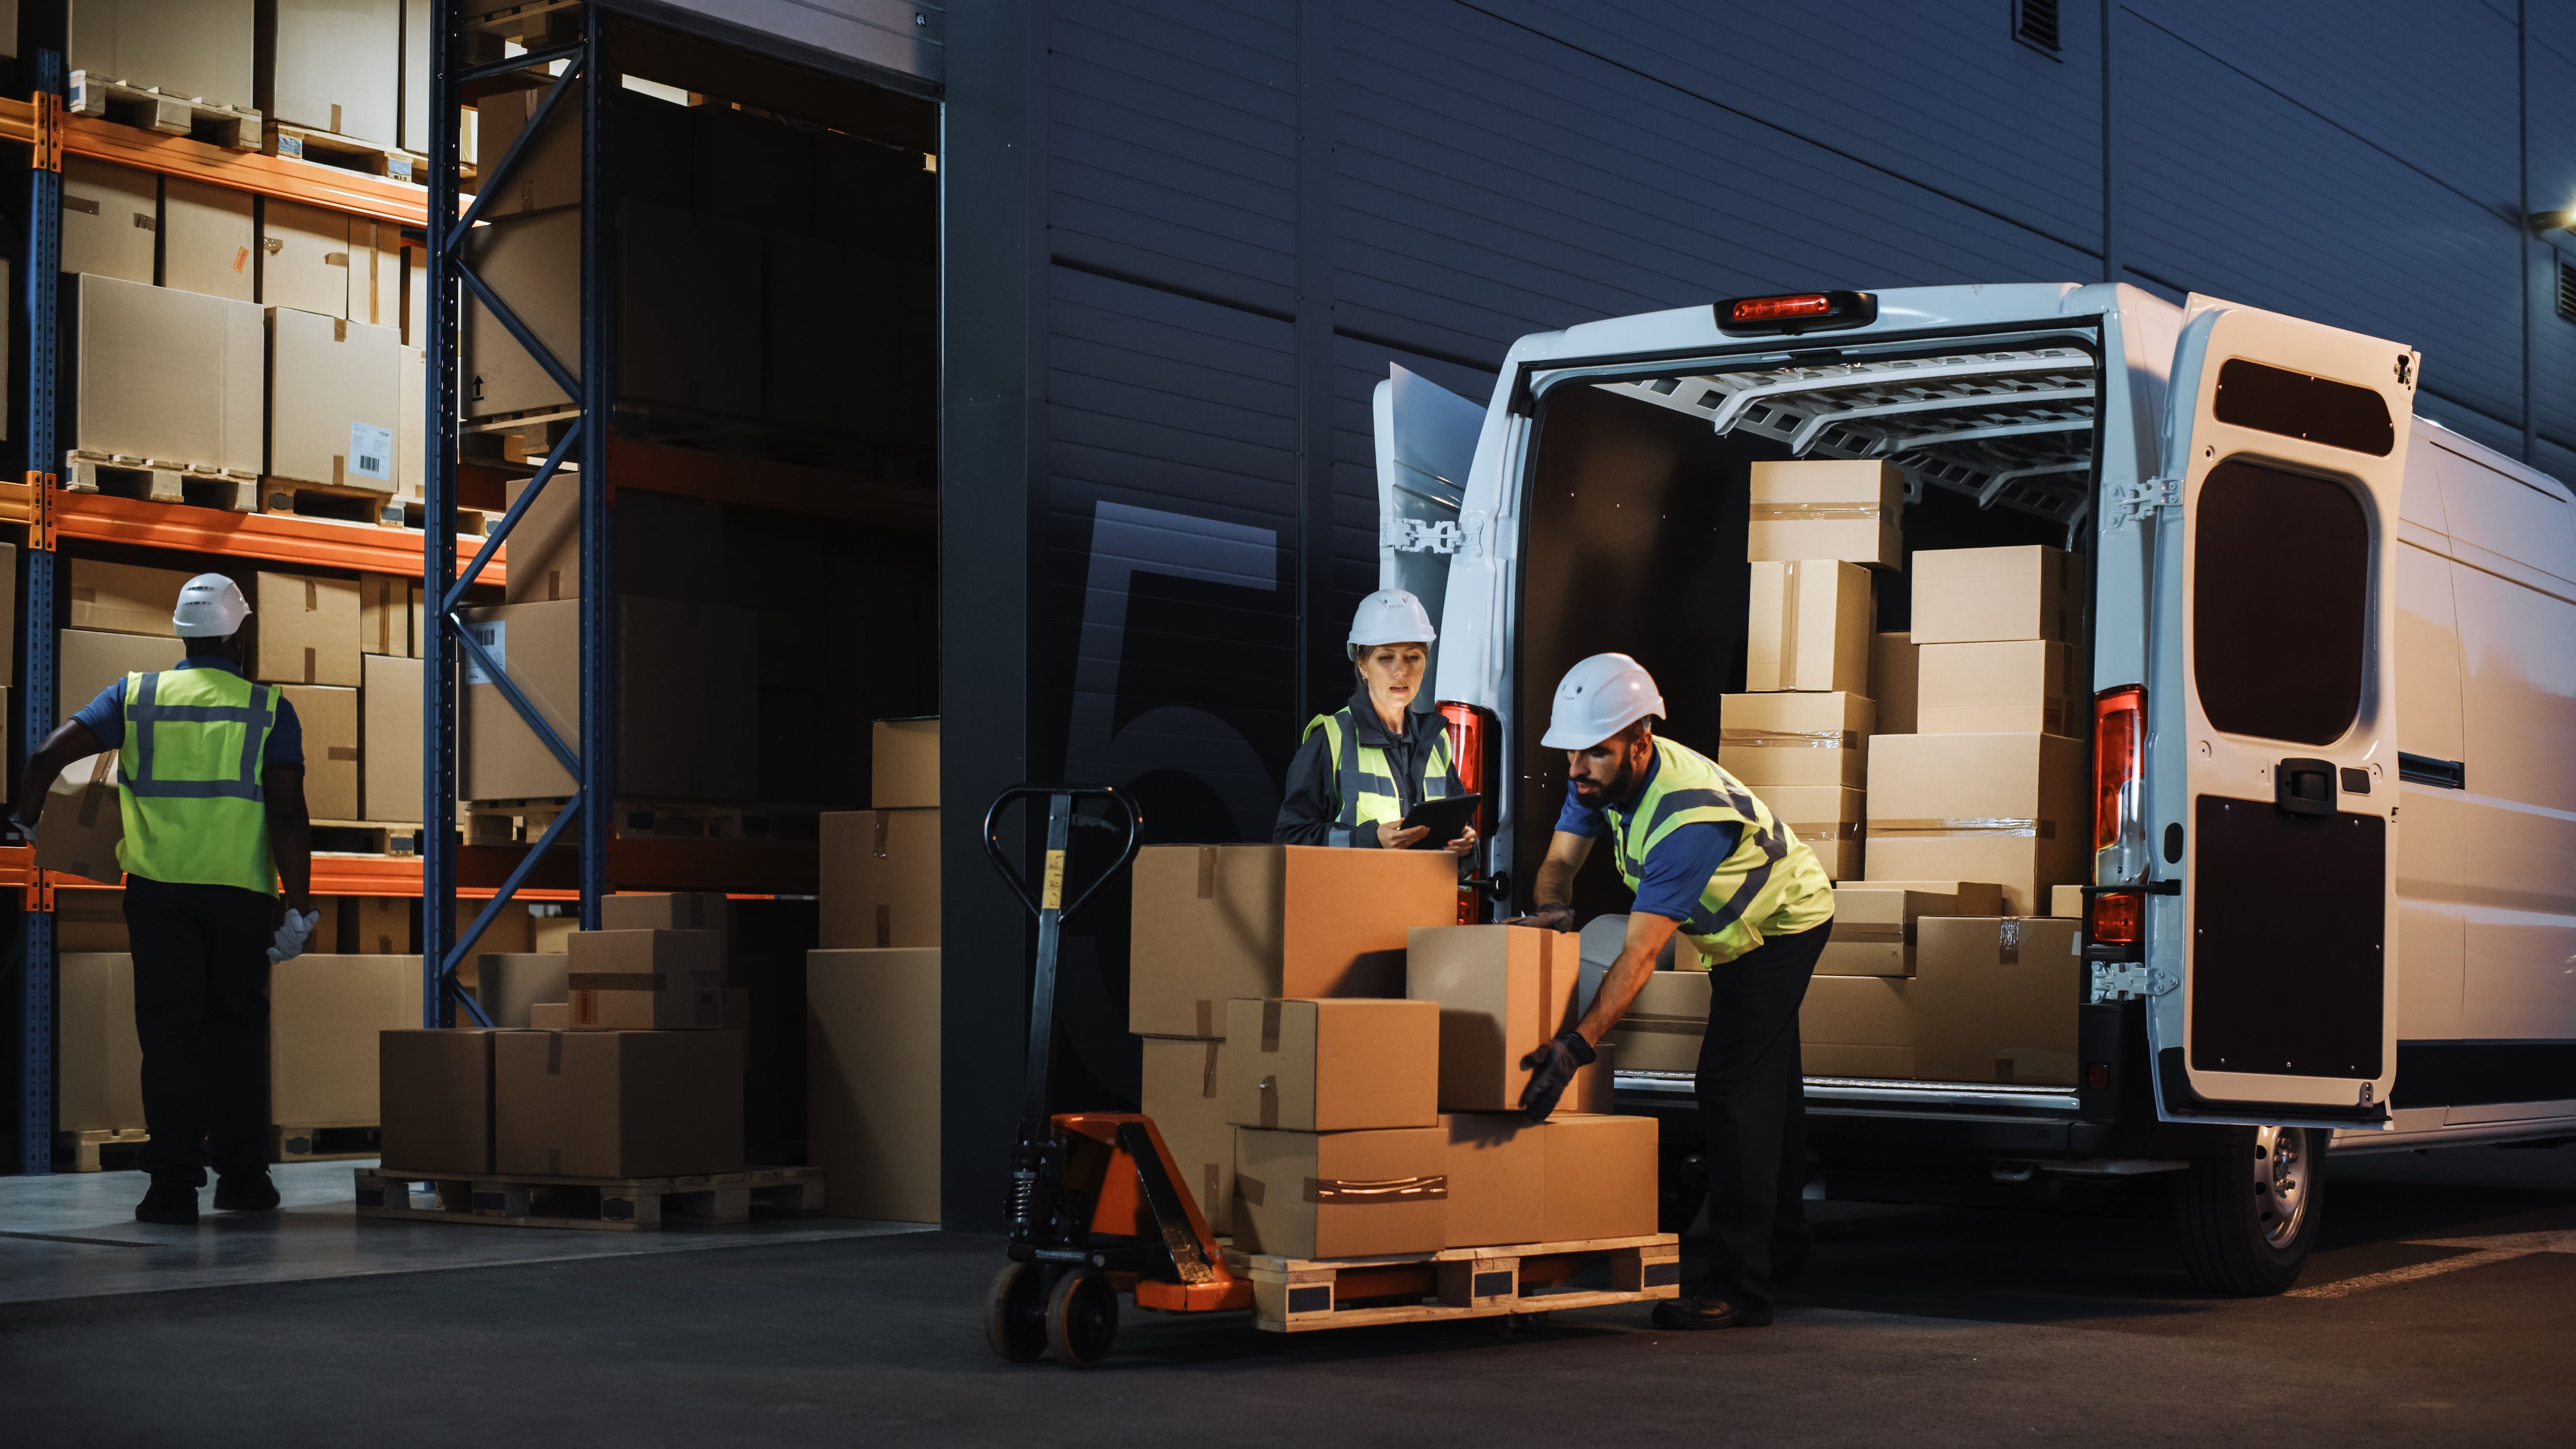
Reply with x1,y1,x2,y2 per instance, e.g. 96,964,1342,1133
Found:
1274,589,1477,855
1512,653,1835,1330
11,575,318,1226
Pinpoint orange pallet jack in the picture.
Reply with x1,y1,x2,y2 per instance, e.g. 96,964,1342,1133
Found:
978,786,1255,1368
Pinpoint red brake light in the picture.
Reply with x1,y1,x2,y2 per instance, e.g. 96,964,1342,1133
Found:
2093,685,2144,857
1730,294,1833,322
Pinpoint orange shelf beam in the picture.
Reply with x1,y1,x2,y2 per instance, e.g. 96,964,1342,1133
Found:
10,843,814,902
61,113,430,228
52,491,503,584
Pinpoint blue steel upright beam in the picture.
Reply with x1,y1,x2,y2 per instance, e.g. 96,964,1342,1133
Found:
421,1,463,1027
17,49,62,1174
577,5,614,928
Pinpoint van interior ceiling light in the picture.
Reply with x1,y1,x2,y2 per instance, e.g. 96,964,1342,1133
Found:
2090,685,2147,949
1716,289,1877,335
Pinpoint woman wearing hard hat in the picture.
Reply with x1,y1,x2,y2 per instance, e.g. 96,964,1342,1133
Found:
1273,589,1477,855
1509,652,1835,1332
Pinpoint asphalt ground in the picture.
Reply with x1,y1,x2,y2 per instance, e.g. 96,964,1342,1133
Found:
5,1141,2570,1447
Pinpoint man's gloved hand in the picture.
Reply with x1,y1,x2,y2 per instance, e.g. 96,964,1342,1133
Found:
1501,902,1574,933
1519,1029,1598,1123
267,908,321,966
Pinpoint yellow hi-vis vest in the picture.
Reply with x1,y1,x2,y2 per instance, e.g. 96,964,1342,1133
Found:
1602,738,1833,966
115,668,282,895
1302,705,1455,848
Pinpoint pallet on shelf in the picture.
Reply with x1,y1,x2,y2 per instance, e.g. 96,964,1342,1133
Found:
1226,1233,1682,1334
469,0,584,43
468,798,822,845
69,72,261,151
311,821,420,858
66,451,260,513
354,1164,825,1231
379,499,494,535
274,1125,381,1163
58,1128,150,1173
264,478,400,527
269,124,425,184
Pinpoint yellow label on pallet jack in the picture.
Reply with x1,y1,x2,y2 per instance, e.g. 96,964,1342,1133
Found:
1042,849,1066,911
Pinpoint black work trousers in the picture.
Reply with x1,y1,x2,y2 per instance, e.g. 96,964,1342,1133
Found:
124,875,276,1184
1694,917,1831,1312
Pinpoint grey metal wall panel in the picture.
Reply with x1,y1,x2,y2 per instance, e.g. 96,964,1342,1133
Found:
633,0,944,83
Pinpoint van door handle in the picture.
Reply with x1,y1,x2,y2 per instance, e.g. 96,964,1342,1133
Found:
2274,757,2336,817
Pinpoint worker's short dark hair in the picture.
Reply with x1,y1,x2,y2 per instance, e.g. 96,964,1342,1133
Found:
1616,717,1653,747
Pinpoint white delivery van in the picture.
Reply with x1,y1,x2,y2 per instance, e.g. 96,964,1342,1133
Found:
1376,284,2576,1294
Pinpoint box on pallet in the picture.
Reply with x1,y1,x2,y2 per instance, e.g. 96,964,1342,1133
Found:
1441,1113,1544,1249
494,1029,745,1179
1141,1036,1232,1234
808,948,942,1222
1600,968,1710,1073
253,572,361,687
60,156,156,284
1911,545,2082,645
820,809,939,949
1872,633,1919,734
57,953,143,1133
463,209,578,417
362,655,421,823
873,718,939,809
378,1028,494,1175
267,309,401,497
270,0,401,148
1761,783,1863,881
1223,998,1439,1132
271,955,416,1129
1864,732,2085,916
282,684,359,820
1816,884,1980,977
565,929,727,1030
1233,1125,1448,1259
68,558,188,637
1913,917,2081,1085
66,274,263,475
1918,640,2078,736
1801,976,1912,1079
1718,692,1873,789
1747,460,1903,569
163,174,257,302
70,0,258,113
1746,559,1872,692
260,199,356,320
1541,1114,1659,1243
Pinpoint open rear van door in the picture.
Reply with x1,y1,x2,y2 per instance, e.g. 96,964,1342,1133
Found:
2163,296,2414,1126
1374,366,1484,673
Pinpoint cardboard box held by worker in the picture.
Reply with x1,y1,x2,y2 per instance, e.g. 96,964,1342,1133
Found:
36,752,125,886
1404,924,1614,1114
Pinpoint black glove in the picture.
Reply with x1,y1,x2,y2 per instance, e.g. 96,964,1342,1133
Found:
1503,902,1574,932
1518,1030,1598,1123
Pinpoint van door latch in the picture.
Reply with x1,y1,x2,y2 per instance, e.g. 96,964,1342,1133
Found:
1389,519,1463,554
2090,961,2176,1002
2108,476,2180,529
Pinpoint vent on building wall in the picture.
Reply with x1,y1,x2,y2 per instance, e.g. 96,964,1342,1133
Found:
2017,0,2062,54
2558,260,2576,320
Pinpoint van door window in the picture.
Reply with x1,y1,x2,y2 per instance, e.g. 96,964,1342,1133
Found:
2212,359,2396,456
2192,459,2369,744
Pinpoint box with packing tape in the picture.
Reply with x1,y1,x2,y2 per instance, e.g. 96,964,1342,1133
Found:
1761,784,1862,881
1910,545,2083,646
563,929,727,1030
1405,924,1612,1114
1912,916,2080,1085
1142,1036,1234,1234
1719,692,1873,790
1918,640,2079,736
1232,1124,1449,1259
1747,460,1903,569
820,809,939,949
1746,559,1873,693
1863,731,2084,917
494,1029,745,1179
1223,998,1439,1132
1816,883,1995,977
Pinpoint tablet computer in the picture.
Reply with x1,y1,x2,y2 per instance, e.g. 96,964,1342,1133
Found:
1399,793,1482,846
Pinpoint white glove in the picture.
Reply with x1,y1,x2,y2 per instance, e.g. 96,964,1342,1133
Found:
267,908,320,965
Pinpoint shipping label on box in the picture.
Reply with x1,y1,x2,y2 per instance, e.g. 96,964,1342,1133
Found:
820,809,939,950
1748,459,1903,569
808,948,943,1222
1918,640,2078,736
1234,1125,1448,1260
1718,692,1874,789
1747,559,1873,692
268,308,402,493
1864,732,2086,916
1223,998,1439,1132
253,572,362,687
1912,917,2080,1085
1442,1113,1545,1250
1910,545,2083,645
1142,1035,1233,1233
1872,632,1919,735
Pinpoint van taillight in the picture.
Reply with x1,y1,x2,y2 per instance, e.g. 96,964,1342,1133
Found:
2093,685,2143,867
1731,294,1832,321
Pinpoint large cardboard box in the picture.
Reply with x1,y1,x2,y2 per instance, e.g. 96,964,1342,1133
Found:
499,469,575,603
60,156,157,284
600,893,732,958
1864,732,2086,916
1141,1035,1233,1234
1748,459,1903,569
282,684,359,820
56,952,143,1132
564,929,726,1030
1442,1113,1545,1249
1222,998,1439,1132
70,0,257,112
361,653,421,823
377,1028,493,1174
68,273,263,473
162,175,257,301
1761,783,1863,882
55,888,131,951
359,575,408,656
471,953,567,1028
268,309,401,495
1817,885,1968,978
270,954,415,1128
35,751,124,885
1405,924,1581,1112
1800,976,1912,1079
1540,1114,1659,1242
1747,559,1872,693
1718,692,1873,789
808,948,941,1222
253,571,361,686
401,0,431,153
1234,1126,1448,1259
340,894,414,954
68,558,189,637
259,199,352,320
819,809,938,949
2050,884,2085,919
1872,632,1919,734
1919,640,2079,737
1911,545,2082,645
1130,845,1458,1039
271,0,400,148
475,76,583,218
1601,968,1709,1073
395,344,425,501
494,1029,745,1179
1913,917,2081,1085
59,626,177,722
463,208,578,417
873,718,939,809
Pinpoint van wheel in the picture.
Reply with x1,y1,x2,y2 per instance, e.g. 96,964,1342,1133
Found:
2174,1124,2325,1295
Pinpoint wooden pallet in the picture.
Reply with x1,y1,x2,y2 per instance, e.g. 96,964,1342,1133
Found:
1227,1233,1681,1333
270,123,426,183
468,798,819,844
265,478,402,526
354,1164,826,1231
58,1128,149,1173
274,1125,382,1163
312,821,421,857
469,0,583,43
69,72,261,150
65,451,260,512
376,499,494,535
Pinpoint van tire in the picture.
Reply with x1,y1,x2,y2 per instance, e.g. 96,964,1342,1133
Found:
2174,1124,2325,1295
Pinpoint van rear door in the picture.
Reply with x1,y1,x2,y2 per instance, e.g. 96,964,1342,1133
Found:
1374,365,1485,676
2163,296,2414,1124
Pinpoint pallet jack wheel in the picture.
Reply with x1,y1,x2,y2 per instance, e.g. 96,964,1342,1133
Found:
984,1262,1050,1363
1046,1268,1121,1368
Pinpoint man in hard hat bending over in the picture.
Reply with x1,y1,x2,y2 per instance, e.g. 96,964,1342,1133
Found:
1274,589,1477,856
1513,653,1834,1330
11,575,319,1226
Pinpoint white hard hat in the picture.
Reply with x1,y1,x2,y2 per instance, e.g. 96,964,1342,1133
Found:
173,574,252,638
1540,653,1666,749
1347,588,1436,659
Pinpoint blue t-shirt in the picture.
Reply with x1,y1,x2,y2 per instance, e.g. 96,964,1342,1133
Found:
1555,749,1742,922
72,656,304,767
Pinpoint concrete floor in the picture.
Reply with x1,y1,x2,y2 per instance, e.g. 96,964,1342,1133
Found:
3,1144,2571,1445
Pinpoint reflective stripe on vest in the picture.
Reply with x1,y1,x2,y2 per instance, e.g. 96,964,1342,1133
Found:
1603,738,1833,965
1302,707,1453,848
116,669,281,895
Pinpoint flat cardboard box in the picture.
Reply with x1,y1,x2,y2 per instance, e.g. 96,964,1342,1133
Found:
1141,1035,1233,1234
1817,886,1963,977
253,572,361,687
475,76,582,218
68,273,263,474
70,0,257,113
819,809,939,949
162,175,257,301
1404,924,1583,1112
360,575,408,656
1913,917,2081,1085
377,1028,494,1175
58,626,178,723
1865,732,2087,916
600,894,732,959
268,309,401,493
463,208,578,417
1911,545,2082,645
470,953,567,1028
873,718,940,809
1718,692,1874,789
1872,633,1919,734
1919,640,2079,736
1761,783,1863,882
1130,845,1459,1039
1540,1114,1659,1242
271,0,400,148
55,888,131,951
529,1001,570,1029
361,653,421,822
1442,1113,1545,1249
1233,1126,1448,1259
564,929,726,1030
395,345,426,498
1748,459,1903,568
282,684,360,820
494,1029,745,1179
2050,884,2086,918
60,155,156,284
808,948,942,1222
1604,968,1710,1073
68,558,189,637
36,751,125,885
1223,998,1439,1132
270,954,416,1128
1801,976,1913,1079
1747,559,1873,692
56,952,143,1131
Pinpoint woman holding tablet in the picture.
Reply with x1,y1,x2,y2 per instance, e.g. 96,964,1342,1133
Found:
1273,589,1478,854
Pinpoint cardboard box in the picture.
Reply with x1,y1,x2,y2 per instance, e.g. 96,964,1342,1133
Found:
56,952,143,1131
1233,1126,1448,1259
1141,1035,1233,1234
1130,845,1459,1039
819,809,939,949
463,208,578,417
455,898,534,958
532,912,576,953
1718,692,1873,789
258,198,351,319
271,0,400,148
1748,459,1903,568
1817,885,1962,977
377,1028,493,1174
1602,968,1709,1073
359,575,408,656
529,1001,570,1029
1864,732,2086,916
55,888,130,951
1800,976,1913,1079
808,948,942,1222
1761,783,1863,882
1913,917,2081,1085
2051,883,2085,918
564,929,727,1030
1857,880,2006,915
70,0,257,113
1540,1114,1659,1242
470,953,566,1028
282,684,359,820
268,309,401,493
36,752,124,885
270,954,415,1127
1223,998,1439,1132
1747,559,1873,693
1911,545,2082,645
873,718,939,809
252,572,361,686
342,894,414,954
1919,640,2079,736
600,893,731,958
60,155,156,284
408,585,425,656
475,76,583,218
361,653,421,822
395,345,426,498
58,626,177,724
68,273,263,474
68,558,189,637
1872,632,1918,734
1442,1113,1545,1249
162,175,257,301
494,1029,745,1179
1405,924,1582,1112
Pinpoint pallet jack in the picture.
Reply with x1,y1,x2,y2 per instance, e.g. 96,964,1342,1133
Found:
978,786,1256,1368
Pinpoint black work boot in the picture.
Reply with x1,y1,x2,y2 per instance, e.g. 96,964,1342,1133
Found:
213,1170,281,1213
135,1177,200,1226
1652,1290,1772,1330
